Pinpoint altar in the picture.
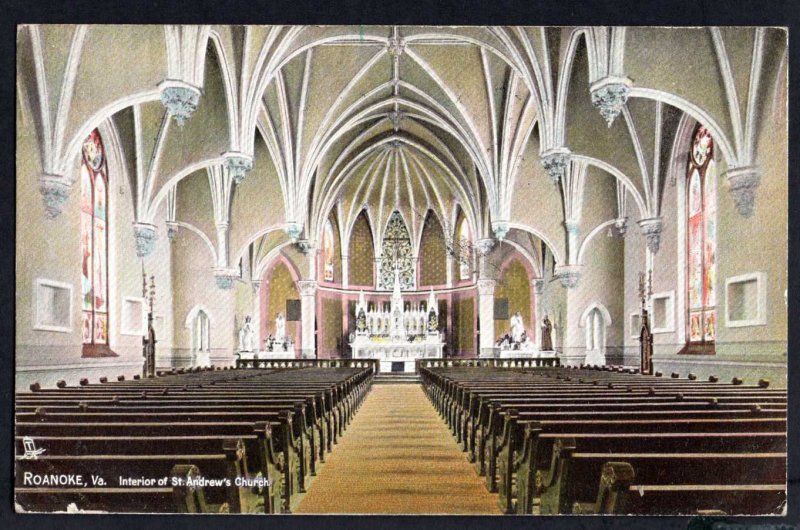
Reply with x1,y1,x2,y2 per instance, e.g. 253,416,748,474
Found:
236,313,297,361
348,269,444,373
351,340,444,372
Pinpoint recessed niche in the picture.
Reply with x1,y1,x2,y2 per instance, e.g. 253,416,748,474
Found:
651,291,675,333
153,314,165,336
630,313,641,339
121,297,146,336
725,272,766,327
33,279,72,332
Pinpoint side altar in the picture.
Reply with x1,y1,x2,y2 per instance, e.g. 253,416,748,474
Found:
236,313,297,361
349,269,444,373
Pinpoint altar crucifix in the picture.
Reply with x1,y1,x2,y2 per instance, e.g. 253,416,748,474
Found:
638,270,654,375
141,261,157,378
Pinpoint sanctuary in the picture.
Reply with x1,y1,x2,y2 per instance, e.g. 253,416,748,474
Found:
349,269,445,372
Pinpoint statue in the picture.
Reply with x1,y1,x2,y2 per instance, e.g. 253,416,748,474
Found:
275,312,286,342
427,307,438,334
521,332,534,351
356,307,367,332
238,315,255,352
638,271,654,375
541,314,553,351
640,309,654,375
510,311,525,343
141,264,156,377
142,313,156,378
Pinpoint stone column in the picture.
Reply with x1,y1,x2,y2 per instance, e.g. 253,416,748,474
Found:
445,254,454,288
477,279,497,358
341,254,350,288
298,280,318,359
252,280,262,351
532,278,544,349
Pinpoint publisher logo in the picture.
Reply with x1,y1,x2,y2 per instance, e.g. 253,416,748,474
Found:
20,437,46,460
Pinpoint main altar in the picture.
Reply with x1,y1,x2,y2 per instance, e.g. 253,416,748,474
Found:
349,269,444,373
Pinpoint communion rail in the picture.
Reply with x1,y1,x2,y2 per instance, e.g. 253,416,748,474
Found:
235,358,379,373
415,356,560,372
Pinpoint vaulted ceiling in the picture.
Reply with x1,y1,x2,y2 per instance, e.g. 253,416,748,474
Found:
17,25,787,277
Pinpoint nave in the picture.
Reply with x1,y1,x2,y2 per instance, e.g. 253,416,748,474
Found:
296,383,500,514
15,361,787,515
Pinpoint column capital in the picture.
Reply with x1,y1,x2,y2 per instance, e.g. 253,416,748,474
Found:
613,217,628,238
476,238,495,256
555,264,582,289
39,173,71,219
133,222,158,258
285,221,303,240
637,217,663,254
223,151,254,185
476,278,496,296
296,239,317,255
213,267,239,290
298,280,318,296
590,76,632,128
165,220,179,242
724,166,761,217
540,148,571,185
491,221,510,241
564,219,580,237
158,79,201,127
532,278,545,295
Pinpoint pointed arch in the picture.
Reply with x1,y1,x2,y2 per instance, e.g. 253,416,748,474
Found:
320,211,342,284
80,128,112,357
348,209,375,287
378,210,414,290
419,209,447,287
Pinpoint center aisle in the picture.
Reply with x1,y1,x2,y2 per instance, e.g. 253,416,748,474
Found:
295,384,502,514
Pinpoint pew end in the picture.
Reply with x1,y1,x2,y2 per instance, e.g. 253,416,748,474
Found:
572,462,635,515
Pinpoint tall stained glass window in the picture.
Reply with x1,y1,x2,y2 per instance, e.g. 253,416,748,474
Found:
80,129,110,355
685,125,716,353
458,217,472,281
379,211,414,290
322,220,335,282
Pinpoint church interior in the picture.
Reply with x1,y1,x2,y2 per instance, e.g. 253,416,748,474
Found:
15,25,788,515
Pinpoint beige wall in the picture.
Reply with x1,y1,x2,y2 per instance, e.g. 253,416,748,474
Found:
16,91,175,389
623,103,787,387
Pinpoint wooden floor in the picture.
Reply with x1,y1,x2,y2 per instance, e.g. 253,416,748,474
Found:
296,384,502,514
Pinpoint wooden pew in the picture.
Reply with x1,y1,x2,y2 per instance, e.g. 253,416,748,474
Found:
15,366,374,513
536,438,786,515
419,366,787,516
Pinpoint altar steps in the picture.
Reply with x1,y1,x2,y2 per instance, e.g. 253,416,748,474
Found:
374,373,421,385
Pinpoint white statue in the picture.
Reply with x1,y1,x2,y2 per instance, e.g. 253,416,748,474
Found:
275,312,286,342
510,311,525,343
238,315,255,352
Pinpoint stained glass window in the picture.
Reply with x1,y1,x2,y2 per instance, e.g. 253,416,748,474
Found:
458,217,472,281
81,129,110,354
379,211,414,290
685,125,716,352
322,220,335,282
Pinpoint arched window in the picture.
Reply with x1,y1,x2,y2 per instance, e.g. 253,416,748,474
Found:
193,310,210,352
80,129,110,355
322,219,335,282
585,308,605,352
458,217,472,281
685,125,717,353
379,211,414,290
